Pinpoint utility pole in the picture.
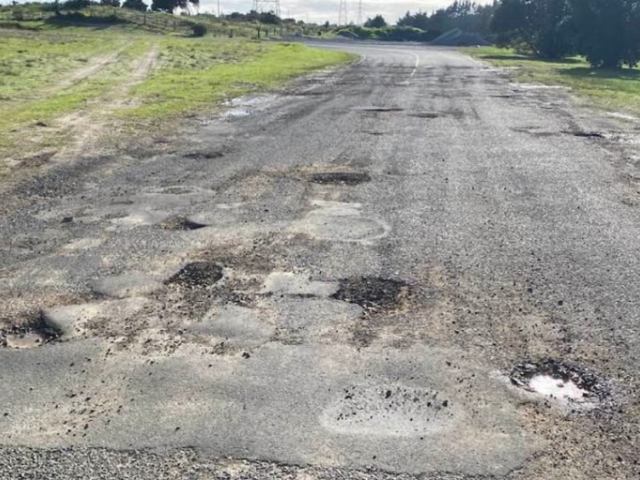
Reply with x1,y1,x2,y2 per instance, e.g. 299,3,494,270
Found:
338,0,347,25
217,0,220,17
252,0,281,17
356,0,363,25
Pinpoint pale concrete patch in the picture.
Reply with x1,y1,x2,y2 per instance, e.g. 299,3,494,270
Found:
193,305,273,347
89,273,163,299
43,298,150,340
291,200,390,243
260,272,339,297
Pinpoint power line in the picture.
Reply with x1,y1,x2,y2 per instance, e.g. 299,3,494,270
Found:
356,0,363,25
338,0,348,25
252,0,281,17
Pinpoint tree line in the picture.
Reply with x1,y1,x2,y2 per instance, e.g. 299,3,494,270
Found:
492,0,640,68
377,0,640,69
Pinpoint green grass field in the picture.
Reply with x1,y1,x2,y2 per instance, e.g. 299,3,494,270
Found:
0,21,352,170
464,46,640,115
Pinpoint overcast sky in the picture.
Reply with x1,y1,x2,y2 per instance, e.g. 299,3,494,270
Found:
210,0,492,24
3,0,492,24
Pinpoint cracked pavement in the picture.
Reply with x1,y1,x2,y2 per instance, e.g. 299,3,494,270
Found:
1,43,640,479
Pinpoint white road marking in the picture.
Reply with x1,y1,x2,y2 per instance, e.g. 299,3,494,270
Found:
410,53,420,79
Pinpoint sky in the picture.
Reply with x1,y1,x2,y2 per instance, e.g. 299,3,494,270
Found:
3,0,492,25
211,0,492,24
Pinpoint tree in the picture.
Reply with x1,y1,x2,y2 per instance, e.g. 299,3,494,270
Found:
570,0,640,68
492,0,574,59
62,0,92,9
151,0,196,13
122,0,147,10
364,14,387,28
100,0,120,6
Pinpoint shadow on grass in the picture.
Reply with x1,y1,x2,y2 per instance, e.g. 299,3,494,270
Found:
561,67,640,81
479,54,584,65
42,13,125,30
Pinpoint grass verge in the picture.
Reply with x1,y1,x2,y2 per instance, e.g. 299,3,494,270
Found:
0,24,352,167
128,40,353,118
463,46,640,116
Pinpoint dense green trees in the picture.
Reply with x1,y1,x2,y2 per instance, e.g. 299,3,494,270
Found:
570,0,640,68
364,15,387,28
150,0,196,13
491,0,574,59
492,0,640,68
397,1,496,37
121,0,147,10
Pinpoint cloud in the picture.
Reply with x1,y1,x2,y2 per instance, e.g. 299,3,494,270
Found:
203,0,493,24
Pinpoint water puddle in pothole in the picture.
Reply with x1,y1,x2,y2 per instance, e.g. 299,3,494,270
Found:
510,359,607,407
224,108,252,119
225,95,275,108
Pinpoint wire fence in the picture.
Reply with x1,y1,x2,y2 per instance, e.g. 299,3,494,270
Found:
0,5,316,39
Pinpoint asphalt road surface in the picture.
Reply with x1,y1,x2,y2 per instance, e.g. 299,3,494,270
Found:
1,43,640,479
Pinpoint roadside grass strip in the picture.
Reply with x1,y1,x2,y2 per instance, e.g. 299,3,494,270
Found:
464,47,640,116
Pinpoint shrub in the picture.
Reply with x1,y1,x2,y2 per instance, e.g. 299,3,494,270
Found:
192,23,207,37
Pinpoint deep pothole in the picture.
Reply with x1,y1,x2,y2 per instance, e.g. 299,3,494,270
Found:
331,277,410,313
309,172,371,186
165,262,224,288
0,313,62,349
510,359,608,406
158,216,208,231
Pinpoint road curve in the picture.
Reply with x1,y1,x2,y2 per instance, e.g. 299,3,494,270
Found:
1,43,640,479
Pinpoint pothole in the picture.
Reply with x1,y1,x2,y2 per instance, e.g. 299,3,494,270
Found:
354,106,404,113
408,112,440,119
564,131,605,139
320,384,454,436
158,216,208,231
331,277,410,313
184,149,225,160
309,172,371,186
510,359,607,406
0,313,62,349
165,262,224,289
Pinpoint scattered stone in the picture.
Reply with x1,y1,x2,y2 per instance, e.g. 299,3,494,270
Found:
309,172,371,186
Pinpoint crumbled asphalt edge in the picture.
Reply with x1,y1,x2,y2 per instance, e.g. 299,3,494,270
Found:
0,311,61,348
309,172,372,186
510,358,610,403
164,263,224,289
0,446,474,480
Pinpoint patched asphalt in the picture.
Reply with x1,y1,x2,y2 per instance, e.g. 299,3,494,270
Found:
1,43,640,479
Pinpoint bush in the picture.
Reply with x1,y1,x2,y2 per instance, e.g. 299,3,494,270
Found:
570,0,640,68
191,23,207,37
335,25,439,43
